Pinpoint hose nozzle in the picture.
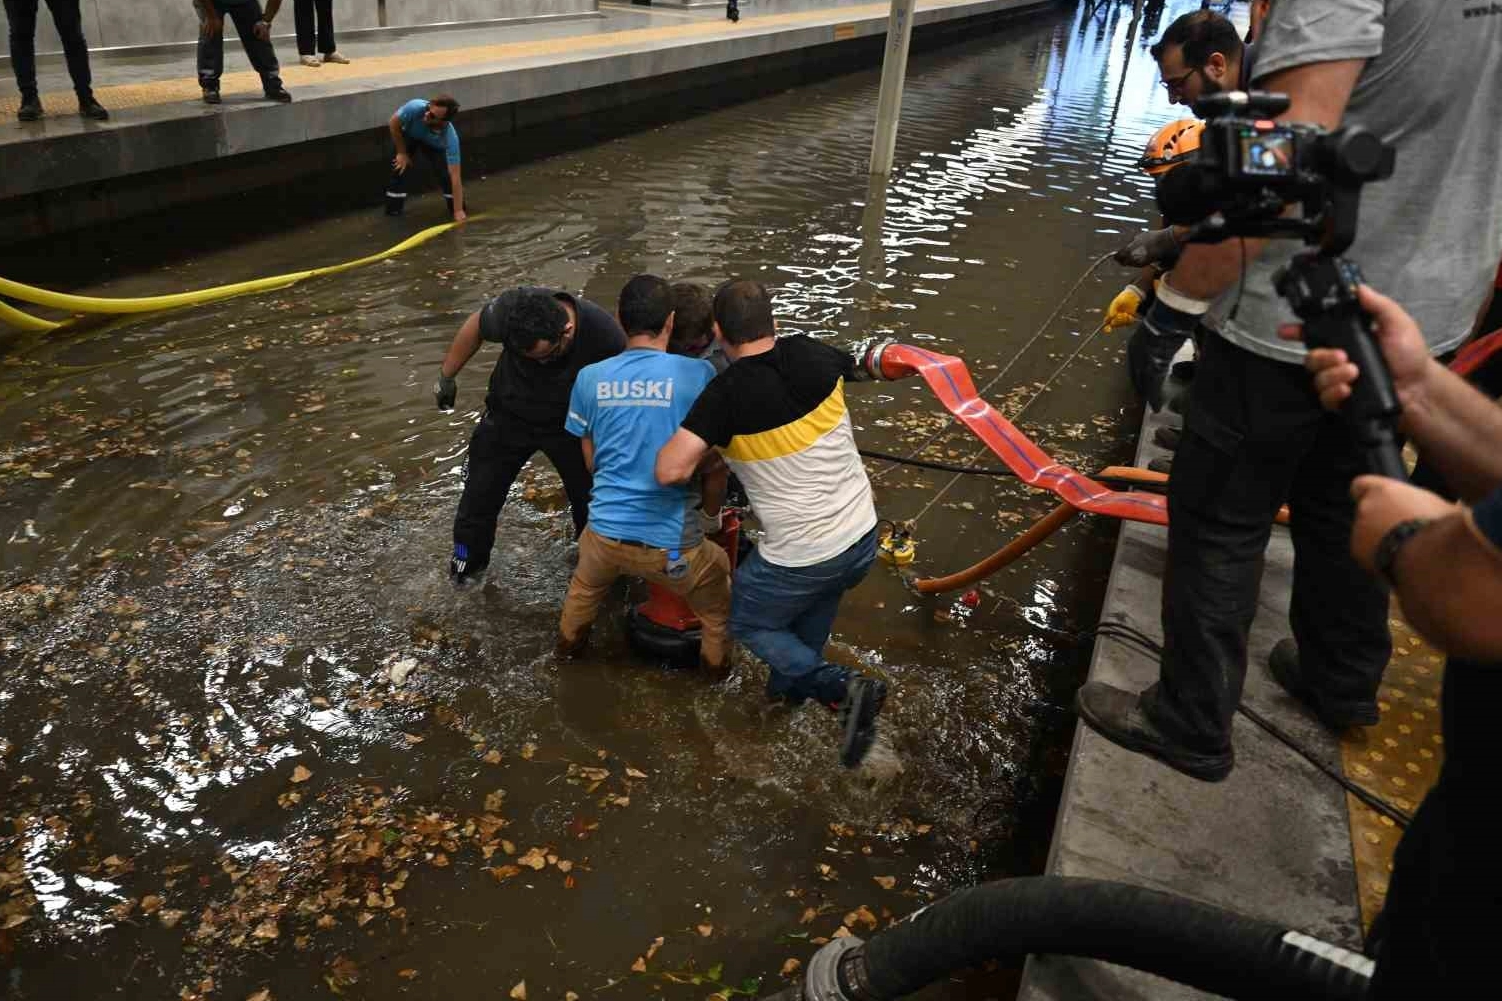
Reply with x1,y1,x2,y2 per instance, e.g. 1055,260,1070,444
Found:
759,936,866,1001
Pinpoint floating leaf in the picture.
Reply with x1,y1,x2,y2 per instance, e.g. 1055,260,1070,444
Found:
799,907,817,925
252,919,280,940
781,958,801,977
626,767,648,779
646,936,664,960
697,923,714,938
483,750,503,764
291,765,313,784
517,848,548,871
397,969,418,980
140,894,164,915
520,742,537,759
159,909,186,928
484,790,506,812
630,957,647,973
489,865,522,883
873,876,897,890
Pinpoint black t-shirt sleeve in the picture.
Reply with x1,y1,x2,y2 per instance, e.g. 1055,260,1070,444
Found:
798,336,859,384
575,297,627,358
681,375,735,448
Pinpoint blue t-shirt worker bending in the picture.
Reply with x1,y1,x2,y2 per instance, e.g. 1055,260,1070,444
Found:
386,95,465,222
555,275,730,673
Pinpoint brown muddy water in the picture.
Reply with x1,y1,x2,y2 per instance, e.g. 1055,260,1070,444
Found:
0,2,1200,997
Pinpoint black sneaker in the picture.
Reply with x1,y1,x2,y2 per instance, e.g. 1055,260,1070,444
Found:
1152,424,1182,451
838,675,887,768
18,95,42,121
78,95,109,121
263,86,292,103
448,545,488,585
202,88,222,105
1147,456,1173,475
1074,680,1233,782
1267,639,1379,730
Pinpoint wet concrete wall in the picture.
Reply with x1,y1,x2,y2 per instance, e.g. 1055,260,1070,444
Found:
0,0,596,56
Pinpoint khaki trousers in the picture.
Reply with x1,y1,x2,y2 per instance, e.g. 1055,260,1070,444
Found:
559,526,732,665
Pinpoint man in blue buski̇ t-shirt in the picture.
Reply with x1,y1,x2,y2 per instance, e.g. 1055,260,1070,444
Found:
556,275,731,674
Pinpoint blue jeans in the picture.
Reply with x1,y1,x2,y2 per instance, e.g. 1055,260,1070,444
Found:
731,527,877,705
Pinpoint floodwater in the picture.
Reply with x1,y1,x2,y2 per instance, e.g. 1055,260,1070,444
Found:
0,1,1198,997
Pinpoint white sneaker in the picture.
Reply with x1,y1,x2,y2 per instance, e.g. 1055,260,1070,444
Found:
323,51,350,64
300,54,321,67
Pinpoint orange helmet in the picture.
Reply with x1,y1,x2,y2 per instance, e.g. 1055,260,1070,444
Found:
1138,119,1204,176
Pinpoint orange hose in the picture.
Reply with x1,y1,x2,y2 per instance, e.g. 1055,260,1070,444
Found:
1097,465,1167,485
912,502,1078,594
1095,465,1290,525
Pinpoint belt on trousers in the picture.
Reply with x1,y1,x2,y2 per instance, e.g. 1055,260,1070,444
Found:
599,533,655,549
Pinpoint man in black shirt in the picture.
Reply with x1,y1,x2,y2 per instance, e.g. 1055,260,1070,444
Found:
434,287,626,583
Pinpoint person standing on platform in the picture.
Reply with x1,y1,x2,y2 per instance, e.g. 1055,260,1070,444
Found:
194,0,292,104
293,0,347,67
386,95,466,223
4,0,109,121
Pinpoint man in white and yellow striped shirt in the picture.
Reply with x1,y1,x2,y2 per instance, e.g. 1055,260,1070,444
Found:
656,280,886,767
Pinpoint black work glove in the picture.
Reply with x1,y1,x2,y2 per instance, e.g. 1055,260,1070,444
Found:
434,371,457,411
1128,297,1199,411
1113,227,1181,268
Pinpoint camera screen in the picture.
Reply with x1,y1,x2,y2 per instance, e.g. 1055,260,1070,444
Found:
1237,128,1295,178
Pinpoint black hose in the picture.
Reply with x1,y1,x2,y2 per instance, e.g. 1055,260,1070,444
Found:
857,448,1165,493
847,876,1371,1001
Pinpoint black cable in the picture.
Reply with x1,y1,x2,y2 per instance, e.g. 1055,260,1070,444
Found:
857,448,1167,494
1227,236,1247,323
1082,624,1413,828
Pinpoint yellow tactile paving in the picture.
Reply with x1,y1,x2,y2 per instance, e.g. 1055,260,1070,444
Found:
0,0,979,118
1340,610,1445,931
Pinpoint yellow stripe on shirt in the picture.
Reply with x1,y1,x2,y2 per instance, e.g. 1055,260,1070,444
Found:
723,380,849,463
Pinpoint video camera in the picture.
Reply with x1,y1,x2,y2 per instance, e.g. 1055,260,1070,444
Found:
1157,92,1394,254
1156,91,1407,480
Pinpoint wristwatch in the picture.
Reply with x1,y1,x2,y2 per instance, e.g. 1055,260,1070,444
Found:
1373,517,1431,587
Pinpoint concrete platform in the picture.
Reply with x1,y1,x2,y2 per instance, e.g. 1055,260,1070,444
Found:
1018,398,1366,1000
0,0,1055,241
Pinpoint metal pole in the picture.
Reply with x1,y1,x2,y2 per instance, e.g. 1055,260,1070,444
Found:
868,0,919,177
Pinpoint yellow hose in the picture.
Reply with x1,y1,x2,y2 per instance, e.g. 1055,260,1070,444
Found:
0,215,478,331
0,299,61,333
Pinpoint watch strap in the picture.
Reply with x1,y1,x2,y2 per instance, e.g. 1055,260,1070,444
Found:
1374,517,1431,587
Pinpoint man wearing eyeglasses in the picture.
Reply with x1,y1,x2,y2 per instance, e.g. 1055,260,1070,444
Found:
1150,9,1246,107
1076,0,1502,784
433,288,626,584
386,95,466,222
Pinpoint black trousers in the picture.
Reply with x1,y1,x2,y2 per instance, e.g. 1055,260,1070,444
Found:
4,0,93,99
1367,659,1498,997
385,141,452,214
294,0,335,56
451,414,592,572
194,0,282,91
1141,332,1391,753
